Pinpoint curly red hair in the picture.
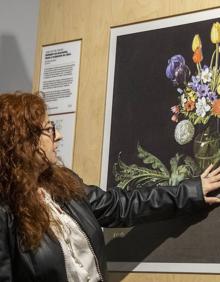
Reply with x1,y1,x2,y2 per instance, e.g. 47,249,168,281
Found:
0,92,85,249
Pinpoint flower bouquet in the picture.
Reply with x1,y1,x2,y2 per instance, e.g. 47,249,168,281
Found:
166,22,220,170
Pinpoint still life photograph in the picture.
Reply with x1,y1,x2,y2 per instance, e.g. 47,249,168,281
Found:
102,8,220,273
113,21,220,190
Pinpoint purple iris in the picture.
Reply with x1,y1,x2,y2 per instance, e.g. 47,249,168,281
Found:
207,91,217,101
197,84,210,98
203,65,209,70
188,76,201,91
166,55,191,85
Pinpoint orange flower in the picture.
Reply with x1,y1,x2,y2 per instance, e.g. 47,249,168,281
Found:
212,99,220,116
192,47,203,64
184,100,195,112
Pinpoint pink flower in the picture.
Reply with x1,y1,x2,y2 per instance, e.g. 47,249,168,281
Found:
171,114,178,122
171,105,180,114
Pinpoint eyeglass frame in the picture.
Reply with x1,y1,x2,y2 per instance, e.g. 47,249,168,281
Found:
41,121,56,142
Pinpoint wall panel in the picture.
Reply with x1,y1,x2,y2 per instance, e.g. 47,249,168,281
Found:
33,0,220,281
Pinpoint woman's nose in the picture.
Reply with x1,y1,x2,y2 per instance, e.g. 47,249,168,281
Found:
55,129,63,142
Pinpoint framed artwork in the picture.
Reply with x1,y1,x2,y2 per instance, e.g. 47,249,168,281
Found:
101,8,220,273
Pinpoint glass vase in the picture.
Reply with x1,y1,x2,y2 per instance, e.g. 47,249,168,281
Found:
193,118,220,171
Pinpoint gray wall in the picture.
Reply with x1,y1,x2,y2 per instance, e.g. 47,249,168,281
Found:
0,0,40,92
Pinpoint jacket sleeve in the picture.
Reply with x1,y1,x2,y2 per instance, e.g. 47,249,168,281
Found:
85,177,206,227
0,207,13,282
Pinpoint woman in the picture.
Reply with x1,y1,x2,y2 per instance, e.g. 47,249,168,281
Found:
0,92,220,282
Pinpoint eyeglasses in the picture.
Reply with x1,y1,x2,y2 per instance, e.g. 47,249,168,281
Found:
41,121,56,141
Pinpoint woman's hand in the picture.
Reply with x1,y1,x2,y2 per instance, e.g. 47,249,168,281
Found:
201,164,220,204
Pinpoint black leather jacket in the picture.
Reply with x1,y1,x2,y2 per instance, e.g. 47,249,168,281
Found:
0,177,205,282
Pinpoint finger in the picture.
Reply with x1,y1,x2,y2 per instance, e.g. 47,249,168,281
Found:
204,196,220,204
201,164,214,178
208,174,220,183
205,181,220,192
208,165,220,177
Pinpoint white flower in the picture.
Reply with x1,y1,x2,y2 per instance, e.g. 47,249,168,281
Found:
180,94,187,107
174,120,195,145
177,88,183,94
196,97,210,117
201,67,212,83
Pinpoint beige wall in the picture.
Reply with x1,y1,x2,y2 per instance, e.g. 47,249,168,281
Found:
33,1,220,281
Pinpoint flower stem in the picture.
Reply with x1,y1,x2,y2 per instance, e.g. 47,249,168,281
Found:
210,49,216,69
196,63,200,76
216,43,219,70
214,43,219,89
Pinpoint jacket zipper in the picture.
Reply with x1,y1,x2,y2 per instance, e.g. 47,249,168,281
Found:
70,217,104,282
57,239,69,282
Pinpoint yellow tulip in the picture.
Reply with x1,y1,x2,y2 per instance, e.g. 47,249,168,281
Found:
192,34,202,52
211,22,220,44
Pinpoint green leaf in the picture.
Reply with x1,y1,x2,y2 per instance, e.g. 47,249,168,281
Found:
137,144,169,175
113,147,200,189
169,154,200,185
113,154,169,189
170,153,183,173
203,116,210,125
194,116,203,125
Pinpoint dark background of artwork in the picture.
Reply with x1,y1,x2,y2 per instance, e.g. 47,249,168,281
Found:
107,17,219,188
105,15,220,266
